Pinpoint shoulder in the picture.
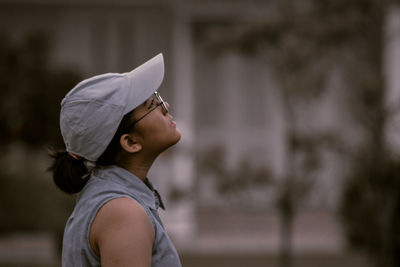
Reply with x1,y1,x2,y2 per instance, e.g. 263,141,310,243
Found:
97,197,148,220
89,197,155,260
92,197,154,238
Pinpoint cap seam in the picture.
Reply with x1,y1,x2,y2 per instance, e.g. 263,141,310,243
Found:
62,98,122,109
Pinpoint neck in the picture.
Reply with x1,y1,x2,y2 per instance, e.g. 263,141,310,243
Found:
119,155,156,181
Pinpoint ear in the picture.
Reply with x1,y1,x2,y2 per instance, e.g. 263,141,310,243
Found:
120,133,142,153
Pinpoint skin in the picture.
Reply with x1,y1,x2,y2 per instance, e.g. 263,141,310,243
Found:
89,97,181,267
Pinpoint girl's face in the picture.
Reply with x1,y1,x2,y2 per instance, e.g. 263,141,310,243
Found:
131,93,181,155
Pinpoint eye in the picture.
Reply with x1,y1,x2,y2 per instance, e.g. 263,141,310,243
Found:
148,99,155,109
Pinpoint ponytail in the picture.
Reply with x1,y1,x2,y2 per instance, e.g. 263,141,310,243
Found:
48,149,90,194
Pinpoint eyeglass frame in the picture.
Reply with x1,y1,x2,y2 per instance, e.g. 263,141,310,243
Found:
131,91,168,125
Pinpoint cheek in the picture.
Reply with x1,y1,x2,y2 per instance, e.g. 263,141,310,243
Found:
140,118,180,148
154,120,180,142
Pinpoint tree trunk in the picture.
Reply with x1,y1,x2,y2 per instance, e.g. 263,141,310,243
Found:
277,81,297,267
279,209,294,267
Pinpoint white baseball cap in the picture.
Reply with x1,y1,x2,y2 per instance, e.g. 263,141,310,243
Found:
60,53,164,161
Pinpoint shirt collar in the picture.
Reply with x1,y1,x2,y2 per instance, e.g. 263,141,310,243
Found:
144,178,166,210
93,165,165,210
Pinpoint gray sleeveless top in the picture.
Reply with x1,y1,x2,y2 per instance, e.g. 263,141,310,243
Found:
61,165,182,267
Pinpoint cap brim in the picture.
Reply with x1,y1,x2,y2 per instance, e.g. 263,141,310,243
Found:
123,53,165,114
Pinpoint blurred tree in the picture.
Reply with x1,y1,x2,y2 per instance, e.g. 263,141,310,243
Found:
0,31,82,249
0,145,75,250
198,0,397,266
197,145,273,211
340,152,400,267
0,31,81,147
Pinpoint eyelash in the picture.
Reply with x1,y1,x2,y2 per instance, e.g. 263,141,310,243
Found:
148,99,155,109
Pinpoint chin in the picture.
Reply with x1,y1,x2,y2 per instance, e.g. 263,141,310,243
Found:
176,128,182,140
160,130,181,153
170,129,182,146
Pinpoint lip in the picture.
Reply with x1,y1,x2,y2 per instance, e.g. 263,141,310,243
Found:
171,120,177,127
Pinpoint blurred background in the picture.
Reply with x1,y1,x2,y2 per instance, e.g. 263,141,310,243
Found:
0,0,399,266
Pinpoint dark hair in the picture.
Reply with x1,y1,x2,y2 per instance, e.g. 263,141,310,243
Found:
48,110,135,194
97,110,135,166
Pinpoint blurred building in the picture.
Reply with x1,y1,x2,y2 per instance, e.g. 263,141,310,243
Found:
1,0,398,255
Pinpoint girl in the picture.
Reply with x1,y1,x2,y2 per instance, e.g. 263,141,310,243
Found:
49,54,182,267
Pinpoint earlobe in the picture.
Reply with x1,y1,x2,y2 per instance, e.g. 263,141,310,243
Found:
120,134,142,153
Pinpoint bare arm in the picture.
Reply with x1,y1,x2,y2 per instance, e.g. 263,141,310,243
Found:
90,197,155,267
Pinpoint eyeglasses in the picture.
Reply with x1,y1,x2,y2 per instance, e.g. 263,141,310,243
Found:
132,91,168,124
